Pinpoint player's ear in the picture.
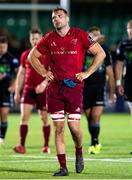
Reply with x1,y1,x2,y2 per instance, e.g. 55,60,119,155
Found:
66,16,69,23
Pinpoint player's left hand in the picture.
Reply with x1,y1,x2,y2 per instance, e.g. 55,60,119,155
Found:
35,79,49,94
8,85,15,93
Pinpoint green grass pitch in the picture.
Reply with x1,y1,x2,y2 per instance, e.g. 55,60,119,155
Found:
0,113,132,179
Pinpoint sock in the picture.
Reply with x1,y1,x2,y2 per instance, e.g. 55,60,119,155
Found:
89,124,100,145
43,125,50,147
20,124,28,146
75,146,83,156
57,154,67,169
0,121,8,139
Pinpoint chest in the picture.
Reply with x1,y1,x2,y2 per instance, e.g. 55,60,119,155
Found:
0,58,11,73
48,36,83,55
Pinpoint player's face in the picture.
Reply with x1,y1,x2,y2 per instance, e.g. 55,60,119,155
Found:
127,23,132,39
0,43,8,55
52,10,69,30
30,33,42,47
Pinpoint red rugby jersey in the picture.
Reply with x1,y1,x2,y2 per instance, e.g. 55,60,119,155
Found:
20,49,49,88
37,27,95,81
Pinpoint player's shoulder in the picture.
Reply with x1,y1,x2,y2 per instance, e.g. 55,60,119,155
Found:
70,27,87,35
42,31,55,40
118,39,130,47
101,44,109,52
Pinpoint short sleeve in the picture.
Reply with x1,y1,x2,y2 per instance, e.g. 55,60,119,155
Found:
20,51,27,68
81,30,96,50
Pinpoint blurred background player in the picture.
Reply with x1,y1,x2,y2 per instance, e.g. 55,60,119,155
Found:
0,35,19,145
115,20,132,149
83,26,116,154
13,29,51,154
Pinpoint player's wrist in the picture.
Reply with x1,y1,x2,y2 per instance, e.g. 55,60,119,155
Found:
116,80,121,86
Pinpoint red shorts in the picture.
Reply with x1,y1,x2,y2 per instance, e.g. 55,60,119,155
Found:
47,81,83,114
21,87,46,110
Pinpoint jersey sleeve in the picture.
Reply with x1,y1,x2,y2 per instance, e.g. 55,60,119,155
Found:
116,42,124,62
36,34,50,55
81,30,96,50
20,51,27,68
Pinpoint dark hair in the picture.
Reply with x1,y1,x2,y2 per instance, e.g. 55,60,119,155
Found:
89,26,100,32
52,7,68,15
30,28,42,35
0,35,8,43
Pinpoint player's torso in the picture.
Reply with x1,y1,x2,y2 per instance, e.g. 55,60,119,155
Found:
47,29,86,80
0,53,12,75
23,50,43,88
122,40,132,83
0,53,14,86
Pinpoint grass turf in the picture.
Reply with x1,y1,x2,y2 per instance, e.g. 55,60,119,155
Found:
0,113,132,179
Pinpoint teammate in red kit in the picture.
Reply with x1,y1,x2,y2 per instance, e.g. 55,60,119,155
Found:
13,29,51,154
28,7,106,176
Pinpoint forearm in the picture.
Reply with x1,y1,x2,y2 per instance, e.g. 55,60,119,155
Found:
28,47,47,77
108,77,115,95
115,61,123,86
15,73,24,94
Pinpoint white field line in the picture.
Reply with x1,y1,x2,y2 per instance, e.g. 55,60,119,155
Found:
0,155,132,163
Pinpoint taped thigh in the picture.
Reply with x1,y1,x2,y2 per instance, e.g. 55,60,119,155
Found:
50,110,64,121
67,113,81,122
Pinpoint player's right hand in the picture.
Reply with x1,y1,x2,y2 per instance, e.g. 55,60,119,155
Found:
14,93,21,104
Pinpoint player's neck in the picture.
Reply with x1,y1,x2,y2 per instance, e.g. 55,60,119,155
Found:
56,25,70,37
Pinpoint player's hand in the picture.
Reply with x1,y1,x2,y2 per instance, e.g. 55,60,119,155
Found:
117,85,124,96
14,93,21,104
76,72,89,81
8,85,15,93
109,93,117,104
35,79,49,94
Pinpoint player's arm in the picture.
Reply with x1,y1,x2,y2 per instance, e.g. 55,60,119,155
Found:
115,60,124,96
14,66,25,104
28,46,53,80
76,42,106,81
106,65,116,103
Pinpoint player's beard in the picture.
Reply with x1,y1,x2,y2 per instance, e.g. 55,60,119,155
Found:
54,21,66,31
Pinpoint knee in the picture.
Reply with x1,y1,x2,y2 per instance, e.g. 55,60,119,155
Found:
41,115,49,126
20,115,29,124
54,126,64,136
91,114,100,123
